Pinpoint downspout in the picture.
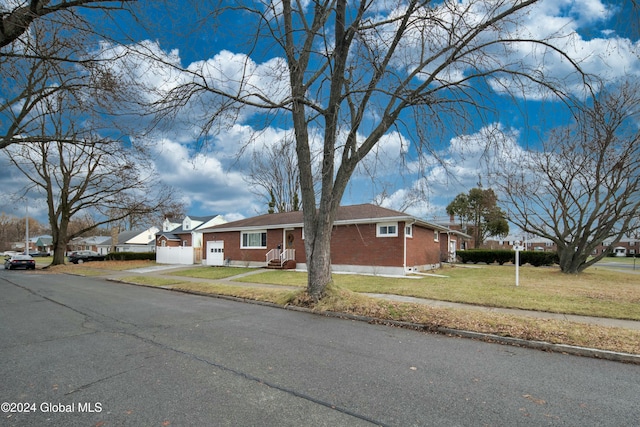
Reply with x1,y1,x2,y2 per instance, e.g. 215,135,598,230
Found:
403,220,416,274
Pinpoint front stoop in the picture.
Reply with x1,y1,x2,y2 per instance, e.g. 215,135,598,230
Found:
267,260,297,270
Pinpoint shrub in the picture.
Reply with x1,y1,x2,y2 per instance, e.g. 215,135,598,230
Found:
519,251,558,267
106,252,156,261
457,250,557,266
457,250,507,264
494,250,515,265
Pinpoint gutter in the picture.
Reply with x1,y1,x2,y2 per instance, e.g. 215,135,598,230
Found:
404,219,416,273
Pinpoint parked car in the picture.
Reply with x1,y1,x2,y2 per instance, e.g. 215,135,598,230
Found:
22,250,50,257
4,254,36,270
67,250,106,264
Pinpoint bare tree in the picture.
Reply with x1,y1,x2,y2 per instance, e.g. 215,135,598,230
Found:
4,79,176,265
0,213,45,251
493,81,640,273
7,137,175,265
245,136,302,213
1,0,135,150
0,0,131,49
150,0,593,300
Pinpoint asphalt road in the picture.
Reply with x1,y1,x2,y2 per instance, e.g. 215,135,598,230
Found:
1,271,639,426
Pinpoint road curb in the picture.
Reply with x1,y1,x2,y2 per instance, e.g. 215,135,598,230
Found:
108,278,640,365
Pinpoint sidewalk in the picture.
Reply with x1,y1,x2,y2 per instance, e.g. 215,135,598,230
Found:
114,265,640,331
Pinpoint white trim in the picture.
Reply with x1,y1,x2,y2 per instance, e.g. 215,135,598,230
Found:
241,230,267,249
377,222,398,237
205,216,448,234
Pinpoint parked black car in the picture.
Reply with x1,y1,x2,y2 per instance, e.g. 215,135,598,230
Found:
4,254,36,270
22,250,50,257
67,250,106,264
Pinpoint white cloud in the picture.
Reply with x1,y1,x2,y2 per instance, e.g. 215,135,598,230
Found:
376,0,640,99
11,0,633,225
149,138,257,218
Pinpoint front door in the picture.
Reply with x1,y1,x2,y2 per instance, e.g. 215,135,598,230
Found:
206,241,225,266
286,231,295,249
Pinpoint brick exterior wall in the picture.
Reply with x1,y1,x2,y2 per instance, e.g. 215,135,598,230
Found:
157,236,180,247
330,223,403,267
406,224,441,267
202,221,443,270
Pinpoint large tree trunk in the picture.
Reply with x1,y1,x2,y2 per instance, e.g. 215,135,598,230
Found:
50,219,69,266
302,197,338,301
51,238,67,265
557,247,588,274
305,230,333,300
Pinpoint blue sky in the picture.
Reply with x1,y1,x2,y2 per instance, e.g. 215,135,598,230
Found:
2,0,640,227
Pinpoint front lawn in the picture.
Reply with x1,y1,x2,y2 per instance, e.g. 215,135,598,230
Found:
231,265,640,320
166,266,257,280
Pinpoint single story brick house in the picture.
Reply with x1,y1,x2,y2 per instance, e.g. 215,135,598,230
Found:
200,203,455,275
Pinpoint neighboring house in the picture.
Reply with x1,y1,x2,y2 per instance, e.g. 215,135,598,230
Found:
200,204,455,276
156,215,226,264
434,216,472,261
34,236,53,253
67,236,111,254
439,229,472,263
483,235,557,251
11,236,52,253
600,237,638,257
484,235,639,257
97,227,160,254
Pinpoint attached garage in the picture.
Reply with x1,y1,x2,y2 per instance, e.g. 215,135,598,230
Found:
206,240,225,266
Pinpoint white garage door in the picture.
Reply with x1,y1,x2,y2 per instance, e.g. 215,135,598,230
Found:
206,241,225,266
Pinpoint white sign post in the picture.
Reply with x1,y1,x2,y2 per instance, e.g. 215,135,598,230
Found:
513,240,523,287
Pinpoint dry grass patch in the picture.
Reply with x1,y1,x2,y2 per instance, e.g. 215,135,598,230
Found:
117,276,185,287
171,282,300,306
47,260,157,274
294,286,640,355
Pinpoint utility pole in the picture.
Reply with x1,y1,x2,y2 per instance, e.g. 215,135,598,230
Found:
25,199,29,255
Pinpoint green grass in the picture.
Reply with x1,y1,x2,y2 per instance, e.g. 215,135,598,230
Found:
118,276,185,287
231,270,307,287
598,256,640,266
167,266,257,280
233,265,640,320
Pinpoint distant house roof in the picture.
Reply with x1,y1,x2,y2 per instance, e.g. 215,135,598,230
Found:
69,235,111,246
187,214,221,223
95,228,158,247
35,236,53,246
202,204,449,232
156,232,181,241
162,214,224,234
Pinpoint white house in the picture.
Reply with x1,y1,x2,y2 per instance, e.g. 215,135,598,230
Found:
97,227,160,254
156,215,226,264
